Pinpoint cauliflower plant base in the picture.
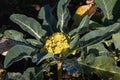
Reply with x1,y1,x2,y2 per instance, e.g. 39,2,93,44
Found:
44,32,70,55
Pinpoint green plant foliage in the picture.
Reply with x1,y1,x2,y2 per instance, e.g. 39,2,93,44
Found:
26,39,43,48
63,59,83,75
70,34,80,49
3,0,120,79
4,30,25,42
38,5,57,35
112,32,120,50
0,33,3,38
22,67,44,80
4,45,35,68
57,0,71,33
37,52,54,65
87,43,109,56
69,15,89,36
79,56,120,80
95,0,117,20
5,72,23,80
10,14,46,40
79,23,120,48
5,67,45,80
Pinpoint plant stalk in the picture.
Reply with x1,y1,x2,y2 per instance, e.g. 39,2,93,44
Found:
57,61,62,80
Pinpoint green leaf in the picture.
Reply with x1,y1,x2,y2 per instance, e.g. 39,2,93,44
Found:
0,33,3,38
26,39,43,48
22,67,44,80
10,14,46,40
4,45,35,68
78,56,120,80
5,72,23,80
87,43,109,56
38,5,57,34
69,15,89,36
79,23,120,48
112,0,120,21
70,34,80,49
4,30,25,42
37,52,54,65
85,53,95,65
95,0,117,20
89,20,104,30
57,0,71,33
112,32,120,50
62,59,83,75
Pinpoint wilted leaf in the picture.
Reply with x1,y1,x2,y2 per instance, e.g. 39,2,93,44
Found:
75,4,96,17
38,5,57,34
57,0,71,33
4,30,25,42
10,14,46,40
0,69,6,80
0,37,14,56
73,4,96,26
4,45,35,68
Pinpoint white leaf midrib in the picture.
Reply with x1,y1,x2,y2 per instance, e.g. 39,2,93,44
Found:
15,18,41,39
103,0,110,19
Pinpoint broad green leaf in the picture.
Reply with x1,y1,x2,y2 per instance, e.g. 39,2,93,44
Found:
112,32,120,50
87,43,109,56
69,15,89,36
4,30,25,42
95,0,117,20
70,34,80,49
89,20,104,30
111,0,120,21
5,72,23,80
38,5,57,35
37,52,54,65
57,0,71,33
4,45,35,68
0,33,3,38
10,14,46,40
62,59,83,75
22,67,44,80
26,39,43,48
79,23,120,48
78,56,120,80
85,53,95,65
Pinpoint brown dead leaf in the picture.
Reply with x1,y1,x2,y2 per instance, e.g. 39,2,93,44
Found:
75,3,97,18
73,3,97,26
0,69,6,80
0,37,13,56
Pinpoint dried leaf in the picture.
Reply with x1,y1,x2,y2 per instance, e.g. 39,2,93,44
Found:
0,37,13,56
75,4,97,17
0,69,6,80
74,3,97,26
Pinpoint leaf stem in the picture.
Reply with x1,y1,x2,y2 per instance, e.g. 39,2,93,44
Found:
57,61,62,80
